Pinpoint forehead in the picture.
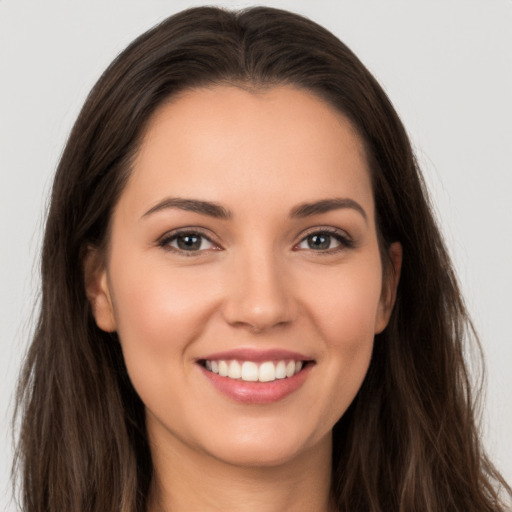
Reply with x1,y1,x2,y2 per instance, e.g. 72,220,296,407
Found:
121,85,374,220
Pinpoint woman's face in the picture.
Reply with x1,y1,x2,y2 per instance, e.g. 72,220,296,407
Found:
88,85,400,468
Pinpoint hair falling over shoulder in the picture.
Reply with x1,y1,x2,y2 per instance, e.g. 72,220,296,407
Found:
13,6,511,512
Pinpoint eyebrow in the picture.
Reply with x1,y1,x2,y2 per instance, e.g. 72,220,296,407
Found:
290,198,368,223
141,196,367,223
142,197,232,219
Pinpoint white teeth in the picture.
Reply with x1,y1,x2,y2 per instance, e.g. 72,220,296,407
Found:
204,359,306,382
241,361,259,381
258,361,275,382
218,360,229,377
228,360,241,379
275,360,286,379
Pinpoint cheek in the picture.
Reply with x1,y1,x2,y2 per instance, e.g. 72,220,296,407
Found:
305,255,383,342
108,257,219,382
298,255,382,423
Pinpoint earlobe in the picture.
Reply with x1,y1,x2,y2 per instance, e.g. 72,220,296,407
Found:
83,246,117,332
375,241,402,334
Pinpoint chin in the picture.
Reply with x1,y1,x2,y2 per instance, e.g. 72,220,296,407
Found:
199,419,330,469
210,442,309,468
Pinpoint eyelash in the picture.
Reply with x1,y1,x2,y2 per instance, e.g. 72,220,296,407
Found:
157,227,354,255
157,229,219,256
295,228,354,254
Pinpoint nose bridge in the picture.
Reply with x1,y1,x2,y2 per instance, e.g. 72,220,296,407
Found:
222,243,294,331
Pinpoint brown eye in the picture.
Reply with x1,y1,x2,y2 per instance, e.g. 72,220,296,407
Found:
162,232,215,252
298,232,342,251
295,228,356,253
176,234,203,250
306,233,333,250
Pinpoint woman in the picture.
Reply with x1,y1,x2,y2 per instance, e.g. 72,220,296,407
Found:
13,6,511,512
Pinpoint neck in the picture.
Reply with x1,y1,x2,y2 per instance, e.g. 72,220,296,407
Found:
147,428,334,512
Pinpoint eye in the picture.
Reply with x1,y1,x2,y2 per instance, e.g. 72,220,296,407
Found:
159,231,216,253
296,230,352,252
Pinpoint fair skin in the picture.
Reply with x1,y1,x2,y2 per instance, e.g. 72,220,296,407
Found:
86,85,401,512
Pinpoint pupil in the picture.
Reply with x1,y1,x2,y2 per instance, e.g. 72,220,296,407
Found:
178,234,201,250
308,234,330,250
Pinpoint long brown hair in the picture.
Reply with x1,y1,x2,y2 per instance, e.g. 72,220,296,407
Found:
14,6,511,511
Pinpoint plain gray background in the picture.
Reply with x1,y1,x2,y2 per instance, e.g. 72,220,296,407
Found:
1,1,511,509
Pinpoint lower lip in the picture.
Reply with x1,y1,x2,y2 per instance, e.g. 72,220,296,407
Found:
199,364,312,404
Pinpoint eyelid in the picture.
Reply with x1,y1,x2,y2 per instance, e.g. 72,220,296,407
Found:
157,227,222,254
156,225,354,254
294,226,355,252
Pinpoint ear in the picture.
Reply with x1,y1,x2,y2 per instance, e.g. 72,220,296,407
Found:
83,246,117,332
374,241,402,334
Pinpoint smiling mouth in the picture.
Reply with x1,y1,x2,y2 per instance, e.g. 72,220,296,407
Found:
199,359,312,383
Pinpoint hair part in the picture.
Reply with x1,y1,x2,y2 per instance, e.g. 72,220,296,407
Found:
14,6,511,512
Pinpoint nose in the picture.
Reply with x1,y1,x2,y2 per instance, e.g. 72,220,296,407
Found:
221,249,296,333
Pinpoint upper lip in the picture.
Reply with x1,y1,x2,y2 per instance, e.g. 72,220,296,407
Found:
198,348,313,363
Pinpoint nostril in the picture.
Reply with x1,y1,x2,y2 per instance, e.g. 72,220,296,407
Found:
220,263,296,331
222,301,295,333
